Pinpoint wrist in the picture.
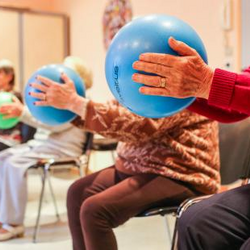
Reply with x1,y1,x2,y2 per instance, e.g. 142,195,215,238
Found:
198,67,214,99
68,94,88,119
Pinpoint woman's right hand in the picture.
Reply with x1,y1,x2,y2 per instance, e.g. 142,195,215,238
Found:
30,73,87,118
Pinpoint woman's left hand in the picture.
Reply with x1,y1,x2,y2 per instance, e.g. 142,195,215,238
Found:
132,37,214,99
0,96,23,119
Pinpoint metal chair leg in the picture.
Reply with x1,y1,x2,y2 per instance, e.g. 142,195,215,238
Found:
33,167,47,243
111,150,116,163
171,217,178,250
79,162,84,177
164,214,172,245
47,171,60,220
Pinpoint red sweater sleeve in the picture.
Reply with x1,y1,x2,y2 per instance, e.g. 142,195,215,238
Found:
188,98,248,123
208,67,250,115
188,67,250,123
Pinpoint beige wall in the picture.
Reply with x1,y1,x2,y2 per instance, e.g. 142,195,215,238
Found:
53,0,112,101
0,0,54,11
52,0,241,102
0,0,241,101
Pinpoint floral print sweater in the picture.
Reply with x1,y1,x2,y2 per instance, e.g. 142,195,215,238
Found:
73,100,220,195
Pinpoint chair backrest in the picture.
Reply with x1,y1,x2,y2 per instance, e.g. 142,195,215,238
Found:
219,118,250,184
21,123,36,143
82,132,94,153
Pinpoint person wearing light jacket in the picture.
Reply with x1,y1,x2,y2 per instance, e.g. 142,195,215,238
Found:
0,59,23,150
0,56,92,241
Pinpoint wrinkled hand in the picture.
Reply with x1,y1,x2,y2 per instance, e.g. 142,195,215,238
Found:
132,37,214,99
30,73,81,111
0,96,23,119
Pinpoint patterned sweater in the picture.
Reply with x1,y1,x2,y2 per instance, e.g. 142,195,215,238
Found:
73,100,220,195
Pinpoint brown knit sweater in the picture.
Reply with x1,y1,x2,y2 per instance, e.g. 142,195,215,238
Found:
73,100,220,195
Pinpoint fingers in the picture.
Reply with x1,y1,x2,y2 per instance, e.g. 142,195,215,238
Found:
30,82,48,93
139,53,177,67
61,72,74,86
0,106,16,117
12,96,21,104
36,75,53,87
139,86,171,97
132,61,171,77
29,92,46,100
132,73,163,87
33,101,48,106
168,37,199,57
2,114,16,119
0,105,11,113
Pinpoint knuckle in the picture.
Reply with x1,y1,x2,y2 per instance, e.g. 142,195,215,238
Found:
155,64,163,73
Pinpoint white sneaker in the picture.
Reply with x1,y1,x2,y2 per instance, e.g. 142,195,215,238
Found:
0,224,24,241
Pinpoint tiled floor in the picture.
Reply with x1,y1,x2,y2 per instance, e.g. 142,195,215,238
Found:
0,152,175,250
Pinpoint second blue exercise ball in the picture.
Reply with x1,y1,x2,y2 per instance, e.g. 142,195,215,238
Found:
25,64,85,126
105,14,208,118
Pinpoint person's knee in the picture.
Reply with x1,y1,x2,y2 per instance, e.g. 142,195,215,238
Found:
180,205,208,230
178,204,215,250
80,196,103,224
67,180,84,210
80,196,119,228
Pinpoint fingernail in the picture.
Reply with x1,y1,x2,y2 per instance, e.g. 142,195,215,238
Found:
139,54,145,60
132,74,138,80
139,87,144,94
169,36,176,42
132,62,138,68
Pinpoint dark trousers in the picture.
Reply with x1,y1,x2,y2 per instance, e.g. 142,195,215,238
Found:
67,166,197,250
178,184,250,250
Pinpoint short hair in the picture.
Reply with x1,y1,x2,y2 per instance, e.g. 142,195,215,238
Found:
0,59,15,89
63,56,93,90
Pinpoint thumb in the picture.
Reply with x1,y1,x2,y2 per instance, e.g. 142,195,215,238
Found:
168,37,198,56
12,95,21,104
61,72,75,87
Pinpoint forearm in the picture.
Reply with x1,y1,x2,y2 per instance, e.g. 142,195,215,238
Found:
188,98,248,123
72,100,186,143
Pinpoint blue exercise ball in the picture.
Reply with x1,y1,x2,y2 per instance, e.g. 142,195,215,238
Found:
25,64,85,126
105,14,208,118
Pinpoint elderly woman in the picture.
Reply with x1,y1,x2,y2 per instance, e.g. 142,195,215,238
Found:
0,57,92,241
29,67,219,250
132,38,250,250
0,59,23,151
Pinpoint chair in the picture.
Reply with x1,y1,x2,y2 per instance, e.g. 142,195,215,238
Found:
87,135,118,168
136,118,250,250
21,123,36,143
29,132,93,243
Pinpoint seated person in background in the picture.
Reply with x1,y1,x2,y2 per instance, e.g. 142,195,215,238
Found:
0,56,93,241
30,73,220,250
0,59,23,151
